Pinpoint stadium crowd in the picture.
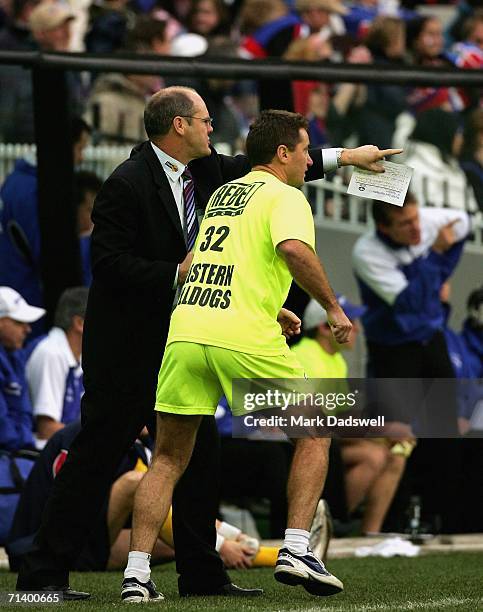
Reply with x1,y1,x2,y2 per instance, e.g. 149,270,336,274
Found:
0,0,481,603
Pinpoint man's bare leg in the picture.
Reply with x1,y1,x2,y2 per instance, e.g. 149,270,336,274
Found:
275,436,343,596
286,437,331,531
121,412,201,600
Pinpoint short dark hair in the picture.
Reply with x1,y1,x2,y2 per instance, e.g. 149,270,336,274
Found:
54,287,89,331
125,16,167,52
246,110,309,166
73,171,103,209
372,191,418,226
144,87,196,138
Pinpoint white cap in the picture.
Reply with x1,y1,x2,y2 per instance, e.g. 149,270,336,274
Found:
303,295,366,329
0,287,46,323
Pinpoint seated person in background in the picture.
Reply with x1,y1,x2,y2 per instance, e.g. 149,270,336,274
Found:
0,287,45,452
7,421,276,571
26,287,89,447
294,296,415,534
443,284,483,435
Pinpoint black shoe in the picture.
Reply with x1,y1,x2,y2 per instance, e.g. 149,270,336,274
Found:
180,582,263,597
121,577,164,603
16,584,90,601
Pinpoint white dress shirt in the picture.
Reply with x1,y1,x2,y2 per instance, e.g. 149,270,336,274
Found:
150,142,188,287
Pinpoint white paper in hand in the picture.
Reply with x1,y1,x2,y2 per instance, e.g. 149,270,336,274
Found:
347,161,413,206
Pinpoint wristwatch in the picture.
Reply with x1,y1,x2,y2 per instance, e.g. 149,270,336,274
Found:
336,148,344,168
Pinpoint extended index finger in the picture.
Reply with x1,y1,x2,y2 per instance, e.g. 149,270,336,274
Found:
378,148,404,157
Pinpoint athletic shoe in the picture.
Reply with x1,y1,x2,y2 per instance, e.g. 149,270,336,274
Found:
309,499,333,563
274,547,343,596
121,577,165,603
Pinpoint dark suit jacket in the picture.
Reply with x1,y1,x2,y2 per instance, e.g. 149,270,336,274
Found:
82,141,326,399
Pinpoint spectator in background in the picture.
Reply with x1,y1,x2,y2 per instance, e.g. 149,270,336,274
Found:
352,195,472,533
359,17,408,150
186,0,230,38
464,9,483,51
446,0,482,48
84,0,131,54
353,193,471,385
85,17,168,145
197,37,245,150
443,285,483,435
0,0,40,142
0,287,44,452
283,33,334,119
296,0,346,39
0,118,91,337
405,109,476,211
75,171,103,286
353,192,471,438
7,421,175,572
325,44,371,145
28,0,73,51
239,0,301,111
26,287,89,447
28,2,85,113
441,284,483,533
449,10,483,68
460,108,483,211
406,16,466,115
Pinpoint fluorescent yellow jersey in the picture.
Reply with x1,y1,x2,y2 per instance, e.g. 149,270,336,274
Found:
167,170,315,356
292,337,348,379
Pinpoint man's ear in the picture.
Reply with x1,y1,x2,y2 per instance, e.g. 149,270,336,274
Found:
277,144,289,164
72,315,84,334
172,116,185,136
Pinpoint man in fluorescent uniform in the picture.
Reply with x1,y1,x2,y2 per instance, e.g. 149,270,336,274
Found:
121,110,401,602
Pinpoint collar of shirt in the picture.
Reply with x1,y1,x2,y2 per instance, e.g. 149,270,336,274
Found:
150,141,186,184
49,327,79,369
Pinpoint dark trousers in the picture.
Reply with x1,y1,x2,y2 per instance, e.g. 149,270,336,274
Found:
367,330,461,533
19,385,228,590
219,438,292,538
367,330,457,435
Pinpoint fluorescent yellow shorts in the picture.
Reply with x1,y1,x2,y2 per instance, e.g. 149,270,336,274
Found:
155,341,305,417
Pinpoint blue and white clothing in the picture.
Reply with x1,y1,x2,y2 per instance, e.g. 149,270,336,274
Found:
445,321,483,422
26,328,83,429
0,345,35,451
353,208,470,346
0,160,43,319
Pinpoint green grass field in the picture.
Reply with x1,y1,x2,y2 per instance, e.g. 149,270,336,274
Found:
1,553,482,611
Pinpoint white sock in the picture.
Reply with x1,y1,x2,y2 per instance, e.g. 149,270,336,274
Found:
124,551,151,583
283,529,310,555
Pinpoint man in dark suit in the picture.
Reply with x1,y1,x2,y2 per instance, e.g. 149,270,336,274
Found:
17,86,400,600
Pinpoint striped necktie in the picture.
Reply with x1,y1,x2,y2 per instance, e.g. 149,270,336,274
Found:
182,167,199,250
